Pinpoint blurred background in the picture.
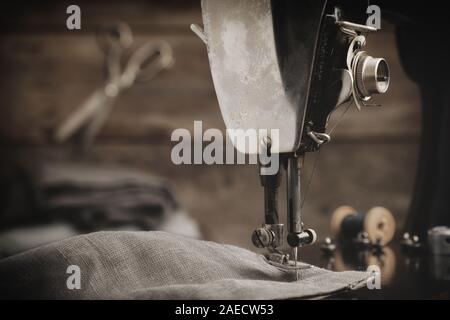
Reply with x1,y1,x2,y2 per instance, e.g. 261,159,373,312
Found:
0,0,421,254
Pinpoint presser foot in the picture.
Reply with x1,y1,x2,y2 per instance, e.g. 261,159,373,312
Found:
265,251,311,271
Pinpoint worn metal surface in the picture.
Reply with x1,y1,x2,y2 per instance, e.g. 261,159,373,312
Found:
201,0,326,153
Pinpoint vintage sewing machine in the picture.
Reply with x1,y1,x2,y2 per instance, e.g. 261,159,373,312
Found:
193,0,390,268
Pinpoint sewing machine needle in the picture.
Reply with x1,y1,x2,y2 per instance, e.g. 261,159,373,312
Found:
294,246,298,281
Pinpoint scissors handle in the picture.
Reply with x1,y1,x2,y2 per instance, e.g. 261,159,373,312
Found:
122,40,174,86
97,22,133,80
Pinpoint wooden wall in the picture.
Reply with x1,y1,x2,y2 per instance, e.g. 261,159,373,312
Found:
0,1,421,249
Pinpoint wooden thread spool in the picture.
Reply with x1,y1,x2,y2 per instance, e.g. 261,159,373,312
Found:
330,206,396,246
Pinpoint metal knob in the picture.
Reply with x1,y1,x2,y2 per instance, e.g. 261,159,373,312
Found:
355,52,390,97
287,229,317,247
252,227,275,248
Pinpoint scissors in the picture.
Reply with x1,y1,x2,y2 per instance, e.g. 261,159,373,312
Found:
55,22,174,147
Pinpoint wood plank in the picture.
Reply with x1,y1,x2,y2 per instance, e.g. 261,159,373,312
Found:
0,0,202,35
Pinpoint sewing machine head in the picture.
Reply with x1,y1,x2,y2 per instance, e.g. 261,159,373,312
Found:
196,0,390,265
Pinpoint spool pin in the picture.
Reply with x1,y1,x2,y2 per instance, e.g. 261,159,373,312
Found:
330,206,396,246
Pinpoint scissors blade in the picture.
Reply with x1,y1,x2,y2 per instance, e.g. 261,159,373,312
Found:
55,87,113,143
81,96,115,148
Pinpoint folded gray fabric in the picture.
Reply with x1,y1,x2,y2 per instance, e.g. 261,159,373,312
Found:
39,163,186,233
0,231,369,299
0,163,201,257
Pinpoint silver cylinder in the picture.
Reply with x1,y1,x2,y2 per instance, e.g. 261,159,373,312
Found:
287,229,317,247
428,226,450,255
355,52,390,97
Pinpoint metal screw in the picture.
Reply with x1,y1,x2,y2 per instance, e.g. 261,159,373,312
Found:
320,237,336,253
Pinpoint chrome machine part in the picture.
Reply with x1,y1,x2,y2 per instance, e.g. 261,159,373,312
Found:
252,224,284,249
336,20,377,35
344,26,391,110
299,10,390,153
428,226,450,255
252,139,285,251
354,52,390,97
286,156,317,248
306,131,331,146
300,11,392,153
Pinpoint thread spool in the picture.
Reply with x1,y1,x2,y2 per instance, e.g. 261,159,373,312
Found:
330,206,396,246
